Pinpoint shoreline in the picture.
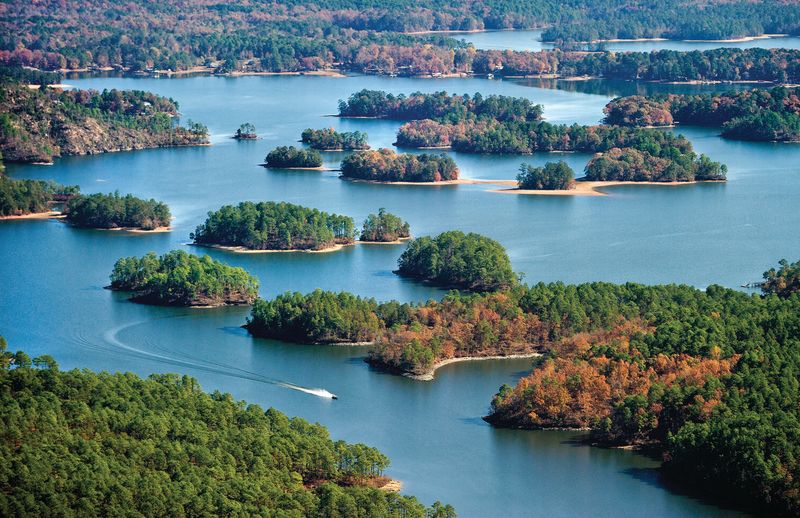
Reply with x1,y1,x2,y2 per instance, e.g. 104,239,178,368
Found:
261,164,333,171
341,177,518,187
489,179,726,197
404,353,543,381
191,242,355,254
0,210,61,221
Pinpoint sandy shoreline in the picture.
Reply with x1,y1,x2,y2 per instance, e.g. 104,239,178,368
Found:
342,177,518,187
406,353,543,381
489,179,725,197
0,211,61,221
192,242,354,254
261,164,333,171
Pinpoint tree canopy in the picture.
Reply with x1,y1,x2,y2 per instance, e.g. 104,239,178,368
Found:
0,337,447,517
360,208,410,242
301,128,369,150
265,146,323,168
517,161,575,190
396,231,517,291
341,149,458,182
66,191,170,230
191,201,355,251
109,250,259,306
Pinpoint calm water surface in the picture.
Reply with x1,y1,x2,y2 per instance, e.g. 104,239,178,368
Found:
2,73,798,517
455,28,800,52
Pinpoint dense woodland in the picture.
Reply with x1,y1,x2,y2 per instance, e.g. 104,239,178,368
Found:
394,116,727,182
65,192,171,230
3,0,800,75
396,231,517,291
517,161,575,190
0,83,208,163
191,201,355,251
265,146,323,168
301,128,369,150
0,176,78,217
109,250,259,306
244,258,800,515
0,337,449,516
604,87,800,142
339,90,543,122
340,149,459,182
360,208,411,242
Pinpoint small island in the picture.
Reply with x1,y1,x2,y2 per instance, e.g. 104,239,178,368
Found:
396,230,517,291
603,87,800,142
0,174,79,219
109,250,259,306
301,128,369,150
234,122,258,140
340,149,458,183
65,191,171,231
191,201,355,252
360,208,410,242
264,146,323,169
517,161,575,190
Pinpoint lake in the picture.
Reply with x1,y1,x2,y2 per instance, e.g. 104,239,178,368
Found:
2,72,798,517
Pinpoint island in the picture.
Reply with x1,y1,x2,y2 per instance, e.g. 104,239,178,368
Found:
264,146,323,169
604,87,800,142
339,90,543,121
108,250,259,306
0,81,209,164
65,191,171,231
340,149,458,183
234,122,257,139
360,208,411,242
301,128,369,150
517,161,575,190
0,337,450,516
191,201,355,252
0,174,79,219
396,230,517,291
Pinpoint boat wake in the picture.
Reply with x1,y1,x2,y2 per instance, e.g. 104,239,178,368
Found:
73,317,339,400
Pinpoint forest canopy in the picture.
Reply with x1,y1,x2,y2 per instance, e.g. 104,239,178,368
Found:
360,208,411,242
0,176,78,217
301,128,369,150
109,250,259,307
396,231,517,291
191,201,355,251
604,87,800,142
340,149,459,182
517,161,575,190
265,146,323,168
0,337,448,516
65,191,170,230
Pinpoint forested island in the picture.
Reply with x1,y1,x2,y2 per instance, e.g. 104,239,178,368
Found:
264,146,323,169
339,90,543,122
0,175,78,218
360,209,411,242
340,149,459,183
65,192,171,231
4,0,800,75
0,337,451,516
243,258,800,514
397,231,516,291
301,128,369,150
517,162,575,190
234,122,257,140
604,87,800,142
0,82,209,164
109,250,258,307
191,201,355,252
